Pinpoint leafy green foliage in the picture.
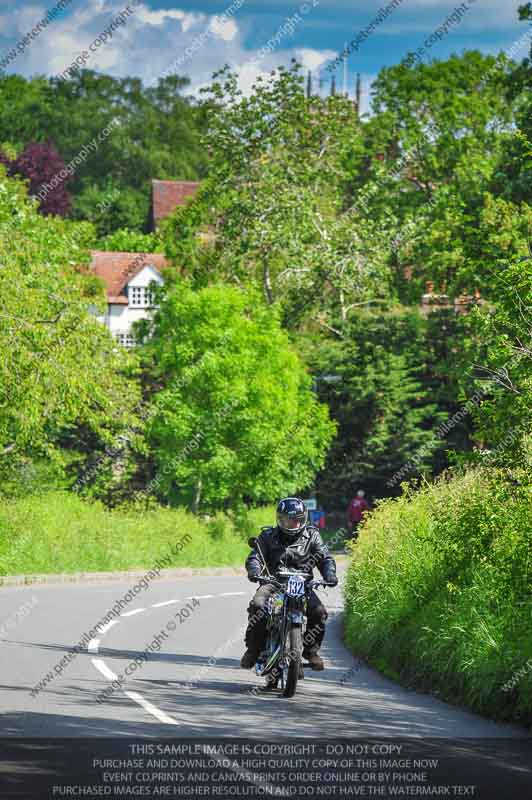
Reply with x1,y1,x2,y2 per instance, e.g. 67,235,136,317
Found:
0,167,139,480
343,471,532,725
300,308,445,505
0,71,206,232
97,227,164,253
141,281,335,509
163,63,385,327
0,491,275,575
469,251,532,470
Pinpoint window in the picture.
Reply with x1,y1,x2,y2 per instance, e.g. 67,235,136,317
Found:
115,332,136,348
129,285,154,307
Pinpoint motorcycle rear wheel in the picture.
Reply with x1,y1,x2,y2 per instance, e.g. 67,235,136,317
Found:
282,627,302,698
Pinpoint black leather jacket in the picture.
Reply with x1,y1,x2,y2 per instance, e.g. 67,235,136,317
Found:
246,524,337,582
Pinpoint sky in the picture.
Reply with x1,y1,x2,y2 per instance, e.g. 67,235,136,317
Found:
0,0,528,112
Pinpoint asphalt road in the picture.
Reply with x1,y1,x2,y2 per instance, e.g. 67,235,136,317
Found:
0,570,525,739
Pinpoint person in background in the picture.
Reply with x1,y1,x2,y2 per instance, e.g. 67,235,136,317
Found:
346,490,370,539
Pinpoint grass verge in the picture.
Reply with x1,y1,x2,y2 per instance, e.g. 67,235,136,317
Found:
0,491,274,575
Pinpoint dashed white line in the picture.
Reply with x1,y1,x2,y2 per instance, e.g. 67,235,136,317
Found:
90,590,248,725
97,620,119,634
152,599,180,608
186,594,213,600
92,658,118,681
125,691,179,725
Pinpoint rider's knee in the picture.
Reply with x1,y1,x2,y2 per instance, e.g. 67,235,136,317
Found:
249,598,267,618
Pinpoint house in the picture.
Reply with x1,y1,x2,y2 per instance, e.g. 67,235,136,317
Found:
90,251,168,346
151,179,200,229
88,179,201,343
420,281,484,317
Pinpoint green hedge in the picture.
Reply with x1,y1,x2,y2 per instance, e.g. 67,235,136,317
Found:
344,471,532,727
0,491,274,576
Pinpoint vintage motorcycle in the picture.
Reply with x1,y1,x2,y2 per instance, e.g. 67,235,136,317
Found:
248,537,332,698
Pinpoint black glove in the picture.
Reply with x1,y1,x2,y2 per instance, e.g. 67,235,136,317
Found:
248,572,260,583
323,572,338,587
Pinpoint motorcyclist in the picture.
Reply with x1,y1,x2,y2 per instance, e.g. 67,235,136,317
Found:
240,497,338,672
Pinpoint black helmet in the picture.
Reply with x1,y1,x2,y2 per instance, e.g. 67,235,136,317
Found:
276,497,307,539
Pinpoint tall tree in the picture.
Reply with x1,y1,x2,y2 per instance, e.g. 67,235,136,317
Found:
300,309,445,505
0,166,139,481
164,63,386,331
140,281,335,510
13,141,72,216
0,71,207,232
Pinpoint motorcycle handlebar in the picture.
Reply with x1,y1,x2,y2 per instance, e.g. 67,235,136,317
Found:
254,575,334,589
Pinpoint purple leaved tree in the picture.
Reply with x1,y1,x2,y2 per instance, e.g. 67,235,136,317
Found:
2,141,72,217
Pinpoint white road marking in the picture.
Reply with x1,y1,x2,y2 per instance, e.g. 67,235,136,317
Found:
92,658,118,681
90,591,247,724
152,599,180,608
97,620,118,634
125,691,179,725
186,594,213,600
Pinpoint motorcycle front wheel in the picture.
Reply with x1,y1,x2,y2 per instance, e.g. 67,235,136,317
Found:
282,626,302,698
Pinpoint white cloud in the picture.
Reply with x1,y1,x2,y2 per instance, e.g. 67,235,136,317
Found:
1,0,341,101
3,0,521,106
209,14,238,42
294,47,335,73
133,7,187,27
1,0,210,81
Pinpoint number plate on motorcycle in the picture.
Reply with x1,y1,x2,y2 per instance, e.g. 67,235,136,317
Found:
286,575,305,597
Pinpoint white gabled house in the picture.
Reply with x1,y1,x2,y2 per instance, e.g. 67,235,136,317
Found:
90,251,168,346
89,180,202,344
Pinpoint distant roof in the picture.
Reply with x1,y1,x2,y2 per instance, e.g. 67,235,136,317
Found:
90,251,168,303
152,179,200,224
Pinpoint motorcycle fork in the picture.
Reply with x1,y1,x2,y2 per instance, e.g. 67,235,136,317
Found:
280,595,305,666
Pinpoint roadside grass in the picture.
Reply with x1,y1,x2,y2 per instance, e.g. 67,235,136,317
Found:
321,526,350,552
343,470,532,727
0,491,275,576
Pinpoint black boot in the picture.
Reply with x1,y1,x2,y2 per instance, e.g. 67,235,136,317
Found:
303,651,324,670
240,649,259,669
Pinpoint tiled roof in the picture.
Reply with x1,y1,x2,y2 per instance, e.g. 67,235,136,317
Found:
152,179,200,224
90,251,168,303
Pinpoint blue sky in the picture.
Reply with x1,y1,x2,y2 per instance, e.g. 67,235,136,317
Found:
0,0,527,111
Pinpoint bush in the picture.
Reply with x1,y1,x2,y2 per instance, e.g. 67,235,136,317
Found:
0,491,275,576
343,470,532,726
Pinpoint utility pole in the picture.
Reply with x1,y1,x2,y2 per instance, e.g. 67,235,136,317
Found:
306,70,313,98
355,73,361,117
331,74,336,96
